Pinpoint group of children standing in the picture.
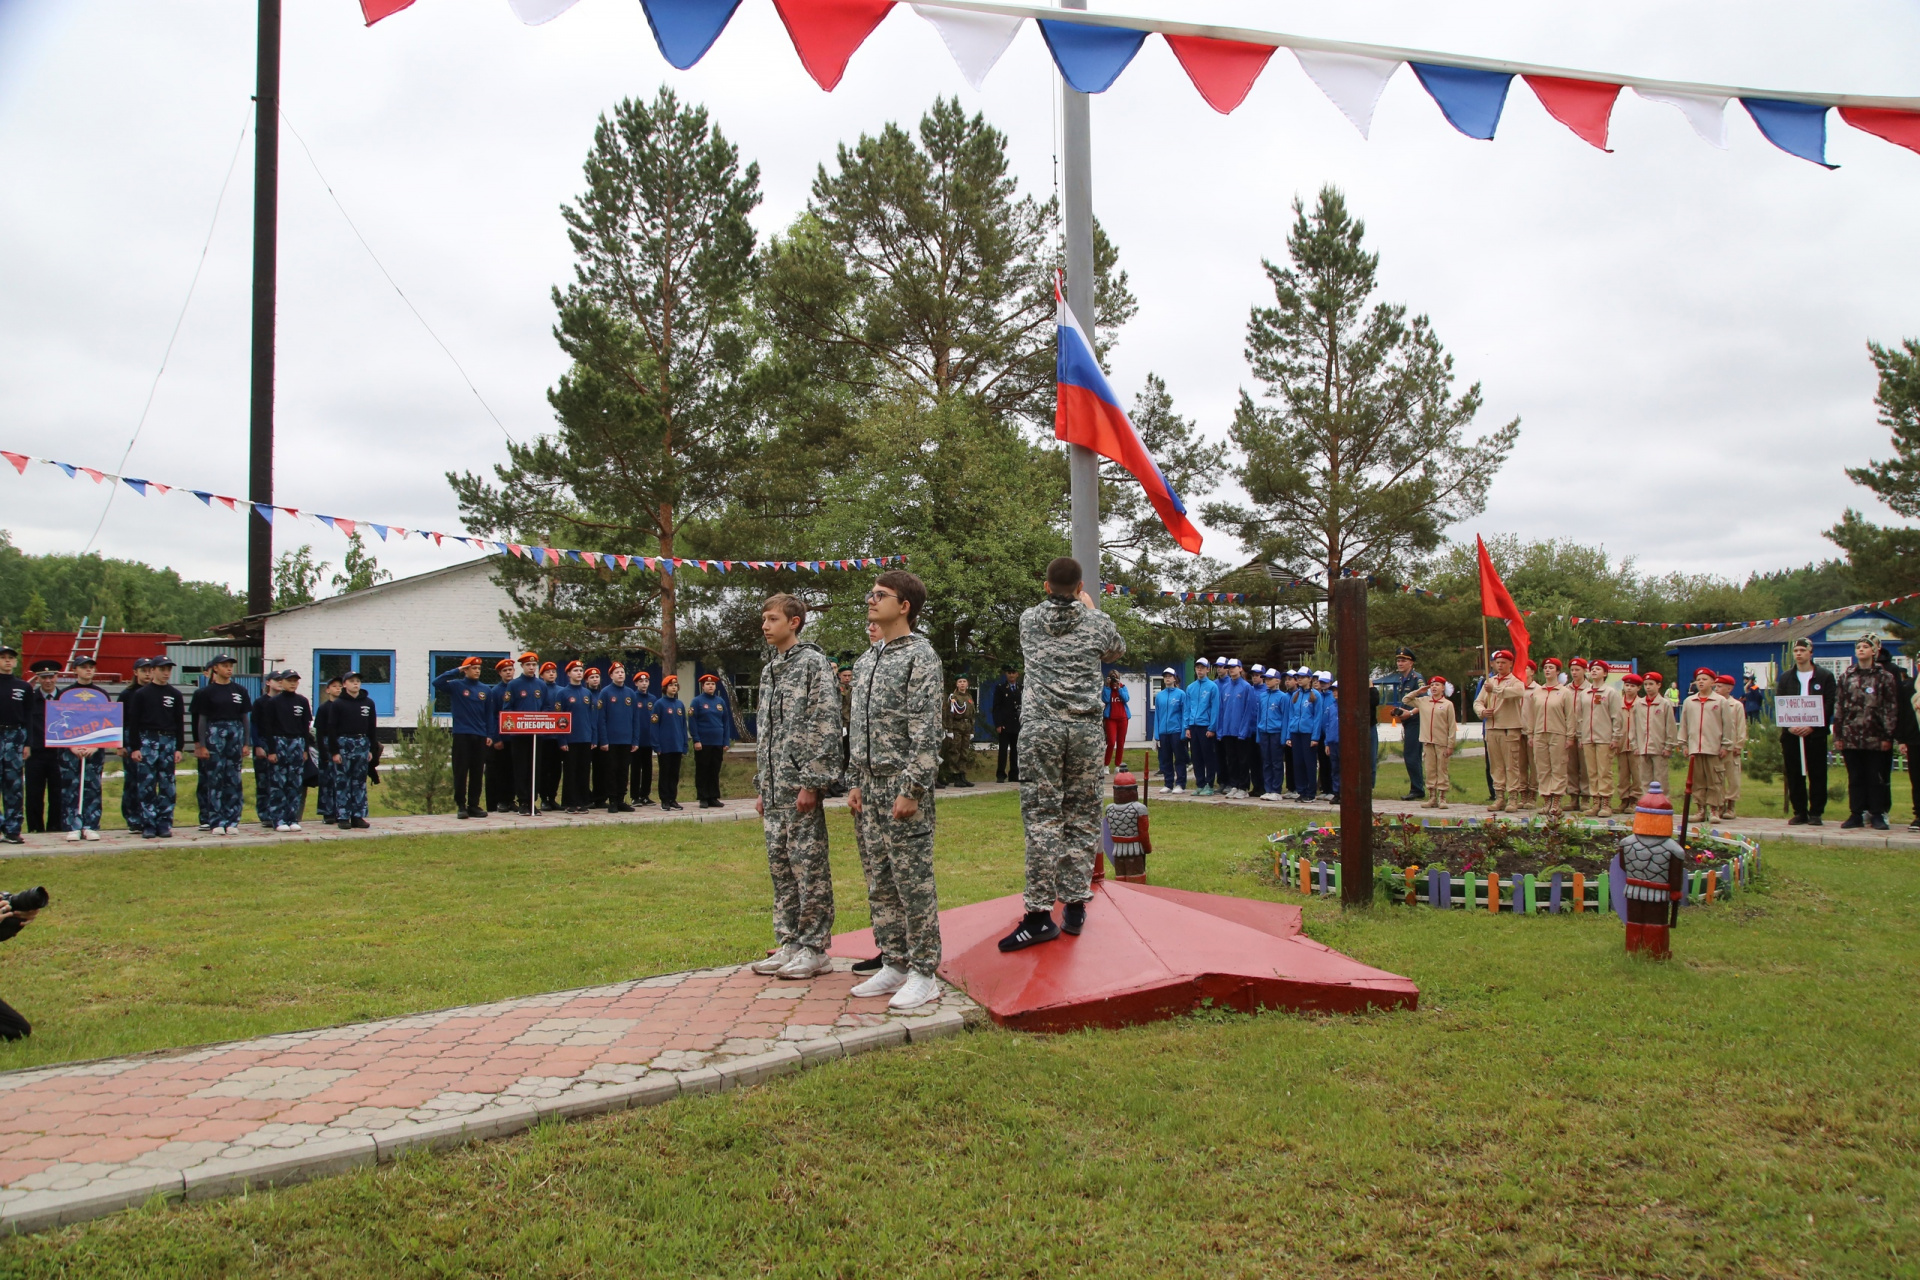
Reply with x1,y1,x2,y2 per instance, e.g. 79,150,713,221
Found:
1152,660,1345,803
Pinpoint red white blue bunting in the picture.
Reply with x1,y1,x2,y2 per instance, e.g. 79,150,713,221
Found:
359,0,1920,168
0,450,904,578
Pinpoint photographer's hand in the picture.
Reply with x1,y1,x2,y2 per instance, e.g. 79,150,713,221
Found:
0,901,37,926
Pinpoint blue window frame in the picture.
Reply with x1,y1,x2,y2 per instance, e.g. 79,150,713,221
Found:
314,649,397,717
429,650,510,719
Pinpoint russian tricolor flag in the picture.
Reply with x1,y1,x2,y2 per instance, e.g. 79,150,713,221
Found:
1054,283,1203,553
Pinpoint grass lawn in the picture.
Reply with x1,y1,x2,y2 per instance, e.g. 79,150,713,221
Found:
0,796,1916,1276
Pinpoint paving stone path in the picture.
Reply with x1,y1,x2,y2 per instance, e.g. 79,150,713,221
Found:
0,960,978,1235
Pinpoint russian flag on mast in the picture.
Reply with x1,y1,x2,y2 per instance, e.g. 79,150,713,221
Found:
1053,280,1203,554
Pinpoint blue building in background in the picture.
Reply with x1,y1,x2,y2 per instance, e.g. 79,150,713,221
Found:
1663,605,1910,689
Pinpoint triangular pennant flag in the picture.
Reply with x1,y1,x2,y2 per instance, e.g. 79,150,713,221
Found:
52,462,76,478
391,527,406,539
253,504,275,524
1636,88,1728,148
1164,35,1275,115
360,0,415,24
191,490,214,505
1036,18,1147,94
149,482,169,495
284,508,301,520
912,3,1020,90
640,0,746,71
567,550,584,563
79,467,105,484
122,478,147,496
432,532,443,546
337,519,356,538
615,554,630,570
1742,98,1837,168
0,451,27,475
1410,63,1513,140
771,0,895,91
216,495,239,512
508,0,581,24
1524,76,1621,151
316,514,338,531
1292,50,1398,139
663,558,675,575
498,542,514,557
548,548,564,566
370,523,389,541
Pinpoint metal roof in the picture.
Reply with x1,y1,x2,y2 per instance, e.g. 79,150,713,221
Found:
1663,605,1908,650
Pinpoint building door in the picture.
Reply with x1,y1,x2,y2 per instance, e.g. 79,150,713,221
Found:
315,650,397,717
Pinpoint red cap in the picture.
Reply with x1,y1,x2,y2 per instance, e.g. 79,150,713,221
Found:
540,662,557,674
1540,656,1562,669
1714,673,1736,685
1491,649,1514,662
519,651,539,664
1588,660,1610,674
1429,674,1446,685
565,660,583,673
1694,667,1716,680
1622,673,1644,685
585,667,601,677
1643,671,1663,683
1569,657,1588,669
493,658,514,672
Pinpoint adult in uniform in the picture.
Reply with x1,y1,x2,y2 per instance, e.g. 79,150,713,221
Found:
0,644,31,845
317,670,379,830
126,656,186,838
689,673,732,808
1473,649,1527,812
23,660,61,833
992,666,1022,784
1834,640,1900,830
1381,647,1426,800
1575,660,1625,817
56,656,108,840
431,656,493,819
1000,557,1123,952
1775,638,1834,826
190,654,252,835
942,678,978,787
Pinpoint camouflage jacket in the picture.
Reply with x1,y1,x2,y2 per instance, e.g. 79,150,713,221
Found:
1018,595,1125,721
849,633,944,800
753,640,843,802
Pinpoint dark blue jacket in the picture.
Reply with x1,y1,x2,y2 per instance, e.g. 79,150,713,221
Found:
554,682,598,744
651,696,689,753
597,683,642,746
631,689,655,749
1217,677,1256,738
485,681,508,741
689,691,732,748
433,670,494,737
501,674,551,732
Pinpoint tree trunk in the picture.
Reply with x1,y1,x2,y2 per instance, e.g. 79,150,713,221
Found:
658,507,678,675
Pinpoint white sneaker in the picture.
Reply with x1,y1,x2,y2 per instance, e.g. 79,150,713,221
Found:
224,825,239,835
1160,786,1173,795
1173,786,1185,794
751,944,799,975
889,972,941,1011
65,831,80,842
276,822,293,832
851,965,909,998
82,829,100,841
1259,793,1275,801
775,946,831,980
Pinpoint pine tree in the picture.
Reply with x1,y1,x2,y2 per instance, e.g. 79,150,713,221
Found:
329,532,391,595
1828,337,1920,597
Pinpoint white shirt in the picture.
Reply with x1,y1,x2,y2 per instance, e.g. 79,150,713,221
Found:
1797,669,1814,696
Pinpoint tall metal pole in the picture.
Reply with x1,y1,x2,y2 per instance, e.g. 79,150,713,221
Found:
247,0,281,616
1060,0,1100,591
1334,578,1373,906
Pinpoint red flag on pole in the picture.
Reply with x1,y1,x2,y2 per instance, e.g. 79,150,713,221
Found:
1476,535,1530,675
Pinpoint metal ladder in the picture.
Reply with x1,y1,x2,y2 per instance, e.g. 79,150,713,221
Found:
65,617,106,675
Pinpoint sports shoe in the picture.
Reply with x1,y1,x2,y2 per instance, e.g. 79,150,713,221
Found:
851,965,909,998
81,829,100,841
1872,814,1890,831
776,946,832,980
889,972,941,1011
998,911,1060,952
198,822,212,832
1062,901,1087,935
850,955,885,973
338,820,352,830
1173,786,1185,794
1259,793,1275,801
1840,815,1864,829
1160,786,1174,795
351,818,369,829
751,944,799,975
65,831,81,843
289,822,303,832
276,822,292,832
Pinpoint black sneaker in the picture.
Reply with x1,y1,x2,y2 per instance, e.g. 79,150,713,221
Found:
1,834,21,845
456,809,471,820
351,818,370,829
997,911,1060,952
338,820,352,830
1062,902,1087,935
851,955,885,974
1402,793,1424,802
1808,816,1824,826
1787,815,1808,826
1840,815,1865,829
1872,815,1890,831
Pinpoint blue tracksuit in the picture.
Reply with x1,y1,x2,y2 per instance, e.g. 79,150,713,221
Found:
1153,685,1187,788
1291,687,1321,800
1185,675,1219,789
1319,691,1341,798
1258,684,1291,795
631,688,655,750
598,683,641,746
502,674,552,718
557,682,598,744
1216,676,1255,791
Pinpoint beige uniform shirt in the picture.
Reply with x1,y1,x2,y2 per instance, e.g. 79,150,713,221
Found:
1474,674,1527,729
1415,692,1457,746
1721,691,1747,756
1535,683,1577,737
1679,692,1730,756
1627,694,1675,754
1575,684,1624,746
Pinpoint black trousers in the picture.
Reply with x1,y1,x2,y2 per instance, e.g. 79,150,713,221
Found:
629,747,653,803
562,744,594,808
996,729,1019,781
23,750,57,833
658,752,683,805
1780,729,1828,819
485,742,512,811
509,737,537,812
451,734,487,813
1842,747,1892,819
538,740,562,806
0,996,28,1041
1247,737,1264,797
601,747,629,806
694,744,723,804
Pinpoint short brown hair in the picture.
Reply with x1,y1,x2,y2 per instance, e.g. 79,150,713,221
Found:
762,593,807,632
1046,556,1082,594
874,570,926,625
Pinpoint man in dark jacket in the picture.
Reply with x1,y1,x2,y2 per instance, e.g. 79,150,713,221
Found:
501,653,551,815
991,666,1022,783
1776,637,1836,826
432,656,492,819
316,671,379,830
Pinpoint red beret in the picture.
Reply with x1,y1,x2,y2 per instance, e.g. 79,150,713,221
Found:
1622,673,1644,685
1588,660,1610,674
519,651,539,663
1491,649,1514,662
1541,656,1562,668
1642,671,1663,682
565,660,583,672
1694,667,1715,680
585,667,601,677
493,658,514,671
1714,673,1736,685
540,662,557,674
1569,657,1588,668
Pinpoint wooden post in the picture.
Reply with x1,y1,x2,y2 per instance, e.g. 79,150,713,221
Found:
1333,577,1372,906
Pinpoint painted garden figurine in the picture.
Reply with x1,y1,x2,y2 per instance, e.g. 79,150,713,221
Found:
1619,781,1687,959
1104,770,1151,883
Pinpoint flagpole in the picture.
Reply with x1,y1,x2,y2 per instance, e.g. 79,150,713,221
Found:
247,0,281,616
1060,0,1100,592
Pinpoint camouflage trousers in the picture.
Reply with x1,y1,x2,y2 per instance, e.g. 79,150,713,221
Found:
133,734,178,833
939,733,970,783
0,727,23,838
57,750,104,832
1016,717,1103,914
267,737,307,826
852,774,940,977
119,749,141,831
316,752,337,821
762,797,834,952
334,737,371,821
199,721,247,828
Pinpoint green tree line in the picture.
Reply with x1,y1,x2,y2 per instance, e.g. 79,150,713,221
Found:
0,530,245,643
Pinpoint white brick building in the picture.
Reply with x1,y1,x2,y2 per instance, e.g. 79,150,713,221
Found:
261,559,518,729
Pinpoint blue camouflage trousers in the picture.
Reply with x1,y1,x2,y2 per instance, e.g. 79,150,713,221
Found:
119,748,141,830
58,749,104,831
316,752,337,821
200,720,247,828
268,736,307,826
333,737,371,821
133,734,178,833
0,727,24,838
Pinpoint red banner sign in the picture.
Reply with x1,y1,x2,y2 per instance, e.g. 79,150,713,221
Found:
498,711,571,735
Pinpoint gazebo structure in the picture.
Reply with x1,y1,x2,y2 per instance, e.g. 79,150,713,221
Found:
1191,560,1326,670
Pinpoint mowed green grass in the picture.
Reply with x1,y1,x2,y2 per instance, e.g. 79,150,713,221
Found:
0,796,1917,1277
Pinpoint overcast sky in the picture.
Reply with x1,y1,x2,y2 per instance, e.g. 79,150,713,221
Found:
2,0,1917,597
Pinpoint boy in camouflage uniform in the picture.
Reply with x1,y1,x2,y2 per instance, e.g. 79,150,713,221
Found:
847,571,947,1011
749,594,845,982
1001,557,1126,952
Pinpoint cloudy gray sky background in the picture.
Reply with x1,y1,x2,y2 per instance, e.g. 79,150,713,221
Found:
2,0,1917,595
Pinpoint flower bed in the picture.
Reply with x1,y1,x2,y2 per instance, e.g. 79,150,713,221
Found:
1266,815,1761,915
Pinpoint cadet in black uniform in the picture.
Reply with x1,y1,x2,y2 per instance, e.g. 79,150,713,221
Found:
190,655,252,835
23,660,61,834
117,658,153,832
126,656,186,838
252,671,282,828
0,643,32,845
266,672,314,832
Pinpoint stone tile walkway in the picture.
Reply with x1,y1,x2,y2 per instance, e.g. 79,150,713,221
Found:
0,960,979,1235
